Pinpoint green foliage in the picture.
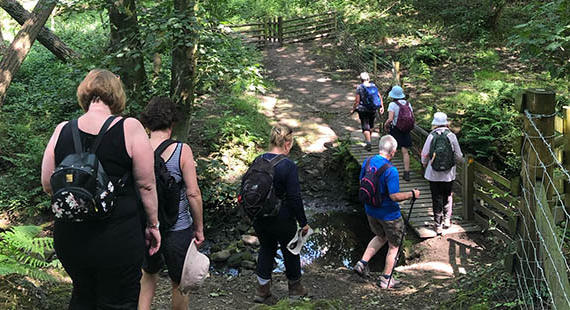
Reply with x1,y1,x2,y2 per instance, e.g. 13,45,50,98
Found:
441,257,522,309
252,298,344,310
0,226,60,282
332,140,360,200
196,32,266,95
509,0,570,77
195,94,271,216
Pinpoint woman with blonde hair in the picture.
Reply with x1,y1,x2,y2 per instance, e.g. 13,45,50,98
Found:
41,69,160,308
253,124,311,303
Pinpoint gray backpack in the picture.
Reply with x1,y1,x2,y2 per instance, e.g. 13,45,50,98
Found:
429,129,455,171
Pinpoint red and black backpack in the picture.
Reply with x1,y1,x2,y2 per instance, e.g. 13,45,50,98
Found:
358,157,392,208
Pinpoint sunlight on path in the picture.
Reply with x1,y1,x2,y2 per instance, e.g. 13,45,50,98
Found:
263,43,361,153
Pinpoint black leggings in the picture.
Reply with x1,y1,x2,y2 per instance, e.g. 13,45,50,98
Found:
64,262,142,310
429,181,453,225
357,111,376,132
254,217,301,281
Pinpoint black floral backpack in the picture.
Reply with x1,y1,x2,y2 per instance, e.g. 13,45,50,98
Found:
50,116,129,222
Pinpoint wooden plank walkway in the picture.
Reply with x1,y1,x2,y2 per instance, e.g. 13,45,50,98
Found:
349,131,480,238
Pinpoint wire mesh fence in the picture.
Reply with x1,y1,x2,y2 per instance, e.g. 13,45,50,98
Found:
330,18,395,85
517,100,570,309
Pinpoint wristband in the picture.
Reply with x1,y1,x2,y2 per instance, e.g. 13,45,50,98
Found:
411,190,415,199
147,222,160,230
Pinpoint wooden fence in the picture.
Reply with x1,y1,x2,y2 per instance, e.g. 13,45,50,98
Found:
227,11,337,46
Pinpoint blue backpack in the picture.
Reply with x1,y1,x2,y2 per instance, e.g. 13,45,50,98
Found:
361,83,382,110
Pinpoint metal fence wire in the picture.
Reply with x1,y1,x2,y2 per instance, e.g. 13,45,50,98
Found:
517,110,570,309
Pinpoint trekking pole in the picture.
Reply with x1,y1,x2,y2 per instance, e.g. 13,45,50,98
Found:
387,190,417,288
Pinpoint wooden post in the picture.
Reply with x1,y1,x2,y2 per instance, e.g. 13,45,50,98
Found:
519,88,556,293
278,16,283,45
392,61,401,86
373,56,378,79
463,155,475,220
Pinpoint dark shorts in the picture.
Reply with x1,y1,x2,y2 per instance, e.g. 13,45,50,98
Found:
367,215,404,246
390,126,412,148
357,110,376,132
142,226,193,284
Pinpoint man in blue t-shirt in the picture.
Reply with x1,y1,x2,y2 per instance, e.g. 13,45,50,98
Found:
354,135,420,289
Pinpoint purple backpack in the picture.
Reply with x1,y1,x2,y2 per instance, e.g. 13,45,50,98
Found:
395,100,415,132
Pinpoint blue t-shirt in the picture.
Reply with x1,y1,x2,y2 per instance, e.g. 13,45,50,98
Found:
359,155,401,221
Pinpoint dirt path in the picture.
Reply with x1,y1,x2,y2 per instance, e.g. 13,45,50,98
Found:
151,42,497,309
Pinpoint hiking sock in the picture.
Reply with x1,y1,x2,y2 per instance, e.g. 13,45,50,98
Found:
257,276,270,285
382,274,391,279
359,260,368,266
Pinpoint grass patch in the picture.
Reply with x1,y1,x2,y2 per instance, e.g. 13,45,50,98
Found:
252,298,345,310
474,70,508,81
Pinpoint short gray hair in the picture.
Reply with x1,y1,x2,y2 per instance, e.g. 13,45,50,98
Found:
359,72,370,82
379,135,398,154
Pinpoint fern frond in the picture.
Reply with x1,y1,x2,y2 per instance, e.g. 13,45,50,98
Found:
0,225,58,282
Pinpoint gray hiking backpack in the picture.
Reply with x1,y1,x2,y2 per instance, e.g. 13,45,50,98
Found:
429,129,455,171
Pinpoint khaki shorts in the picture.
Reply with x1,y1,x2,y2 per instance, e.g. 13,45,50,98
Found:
367,215,404,246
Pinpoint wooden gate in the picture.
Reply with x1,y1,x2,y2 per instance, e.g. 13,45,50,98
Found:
227,11,337,47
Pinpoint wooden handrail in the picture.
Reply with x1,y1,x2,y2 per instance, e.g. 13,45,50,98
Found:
472,161,511,188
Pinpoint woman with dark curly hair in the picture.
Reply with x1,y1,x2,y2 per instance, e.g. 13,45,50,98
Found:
41,69,160,309
138,97,204,310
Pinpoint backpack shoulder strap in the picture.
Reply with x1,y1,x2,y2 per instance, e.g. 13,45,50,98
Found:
363,157,372,172
155,139,178,156
91,116,117,153
70,119,83,154
374,163,392,177
375,163,393,199
269,154,287,167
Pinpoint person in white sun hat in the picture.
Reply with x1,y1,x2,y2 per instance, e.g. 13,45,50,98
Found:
420,112,464,235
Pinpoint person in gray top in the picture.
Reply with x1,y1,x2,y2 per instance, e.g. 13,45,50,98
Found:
421,112,464,235
138,97,204,310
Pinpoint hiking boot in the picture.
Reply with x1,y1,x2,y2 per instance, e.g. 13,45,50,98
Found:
254,281,272,303
365,142,372,151
403,171,410,182
288,279,308,299
434,224,443,235
443,218,451,229
378,276,401,289
353,261,369,277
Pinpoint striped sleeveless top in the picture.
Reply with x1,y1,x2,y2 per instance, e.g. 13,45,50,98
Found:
165,143,193,231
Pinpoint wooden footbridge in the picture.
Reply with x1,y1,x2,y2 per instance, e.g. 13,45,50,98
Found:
349,132,481,238
348,123,521,241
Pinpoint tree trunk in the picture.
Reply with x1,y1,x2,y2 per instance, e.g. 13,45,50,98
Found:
486,0,507,31
0,0,78,62
0,0,57,108
107,0,146,95
170,0,197,108
0,22,5,53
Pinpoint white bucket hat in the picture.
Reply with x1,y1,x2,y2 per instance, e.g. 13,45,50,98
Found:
431,112,449,126
287,227,314,255
179,239,210,295
359,72,370,81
